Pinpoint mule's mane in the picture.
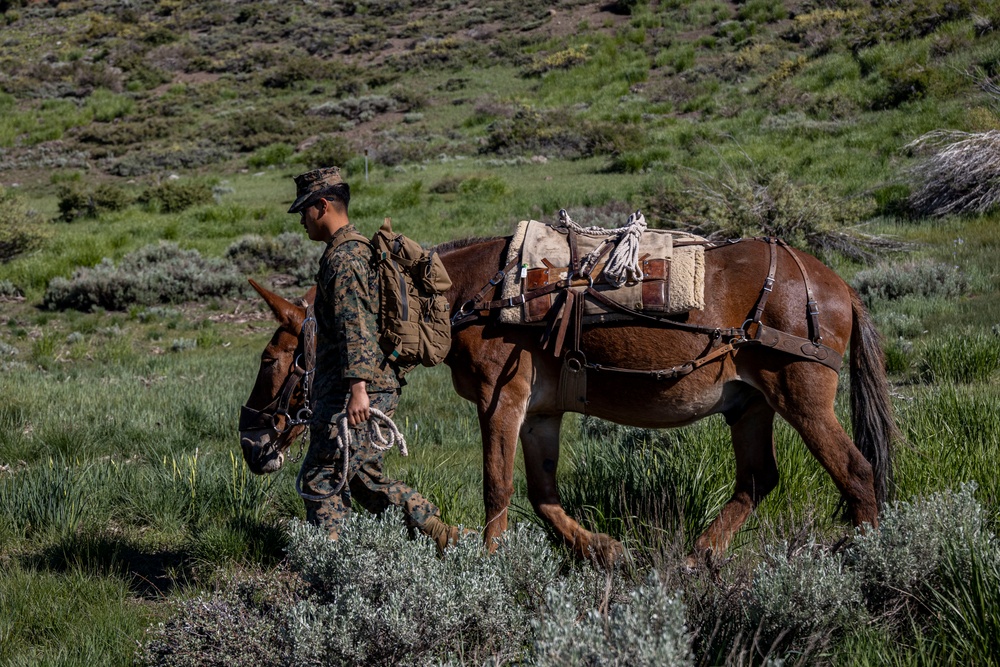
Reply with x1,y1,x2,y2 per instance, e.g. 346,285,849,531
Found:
432,236,505,254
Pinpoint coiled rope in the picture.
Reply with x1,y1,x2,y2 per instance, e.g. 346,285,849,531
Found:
295,405,408,502
554,209,647,288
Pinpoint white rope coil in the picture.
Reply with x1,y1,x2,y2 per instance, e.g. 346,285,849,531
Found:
296,406,408,501
555,209,647,288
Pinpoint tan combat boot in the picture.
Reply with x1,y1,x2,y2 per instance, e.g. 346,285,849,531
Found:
420,516,471,554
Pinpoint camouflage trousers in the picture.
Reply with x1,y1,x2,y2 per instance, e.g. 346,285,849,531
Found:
300,391,440,539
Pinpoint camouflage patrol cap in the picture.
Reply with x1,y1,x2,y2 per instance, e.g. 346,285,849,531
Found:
288,166,348,214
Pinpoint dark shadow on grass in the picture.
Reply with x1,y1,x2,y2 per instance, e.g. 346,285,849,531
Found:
22,520,288,598
24,535,192,598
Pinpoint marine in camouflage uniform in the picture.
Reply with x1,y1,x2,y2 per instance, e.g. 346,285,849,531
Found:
289,167,458,548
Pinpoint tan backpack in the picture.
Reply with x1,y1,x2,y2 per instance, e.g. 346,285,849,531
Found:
335,218,452,377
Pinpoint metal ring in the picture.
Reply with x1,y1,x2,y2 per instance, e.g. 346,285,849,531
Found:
567,271,594,288
271,411,290,434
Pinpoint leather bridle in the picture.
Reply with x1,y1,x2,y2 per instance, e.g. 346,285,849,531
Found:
239,304,317,461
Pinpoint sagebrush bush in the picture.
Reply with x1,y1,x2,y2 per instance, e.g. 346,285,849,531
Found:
0,186,46,261
57,183,132,221
140,512,635,666
108,145,231,178
297,135,357,171
852,259,968,304
247,143,294,169
747,543,866,654
482,104,599,158
533,572,693,667
733,486,1000,661
140,573,298,667
308,95,396,123
648,168,887,260
139,180,214,213
284,514,558,666
43,242,247,311
0,279,23,299
224,233,321,285
847,484,991,620
223,110,296,151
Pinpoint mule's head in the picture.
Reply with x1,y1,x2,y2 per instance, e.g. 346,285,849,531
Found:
239,279,316,474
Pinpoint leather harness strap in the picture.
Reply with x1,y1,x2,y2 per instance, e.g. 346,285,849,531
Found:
750,237,778,326
776,239,823,344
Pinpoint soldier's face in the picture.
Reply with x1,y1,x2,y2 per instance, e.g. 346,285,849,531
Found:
299,202,322,241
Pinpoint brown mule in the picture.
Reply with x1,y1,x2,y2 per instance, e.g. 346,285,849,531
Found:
240,237,896,567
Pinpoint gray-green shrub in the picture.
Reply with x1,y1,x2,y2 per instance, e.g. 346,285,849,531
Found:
247,143,294,169
852,259,968,304
0,185,45,261
57,183,132,222
533,572,694,667
746,543,866,653
284,514,554,666
225,233,321,285
43,242,246,311
308,95,396,123
140,573,296,667
139,180,213,213
847,483,992,619
0,279,23,300
297,135,357,171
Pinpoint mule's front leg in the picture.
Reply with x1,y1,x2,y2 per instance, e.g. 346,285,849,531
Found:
521,413,624,568
478,390,526,552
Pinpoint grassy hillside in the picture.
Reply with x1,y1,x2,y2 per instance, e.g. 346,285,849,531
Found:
2,0,1000,665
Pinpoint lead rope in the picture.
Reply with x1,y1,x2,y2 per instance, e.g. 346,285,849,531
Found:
295,400,409,502
554,209,647,287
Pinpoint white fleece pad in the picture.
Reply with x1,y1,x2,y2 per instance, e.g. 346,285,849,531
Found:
499,220,705,324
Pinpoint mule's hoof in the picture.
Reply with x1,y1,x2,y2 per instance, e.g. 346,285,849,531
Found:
682,554,699,573
586,533,625,569
683,546,715,572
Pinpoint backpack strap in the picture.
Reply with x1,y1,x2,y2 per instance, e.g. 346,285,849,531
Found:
330,231,372,251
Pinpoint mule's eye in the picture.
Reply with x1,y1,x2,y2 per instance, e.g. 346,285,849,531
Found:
262,357,277,365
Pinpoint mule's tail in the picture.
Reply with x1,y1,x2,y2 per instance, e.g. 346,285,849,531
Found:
849,289,898,506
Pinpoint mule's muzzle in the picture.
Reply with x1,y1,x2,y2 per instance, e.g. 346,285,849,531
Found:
239,405,288,475
239,427,286,474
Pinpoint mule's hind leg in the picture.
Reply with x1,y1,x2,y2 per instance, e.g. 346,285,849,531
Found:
692,395,779,565
770,368,878,529
520,413,624,567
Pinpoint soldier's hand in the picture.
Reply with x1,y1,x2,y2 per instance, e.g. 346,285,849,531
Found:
347,380,370,426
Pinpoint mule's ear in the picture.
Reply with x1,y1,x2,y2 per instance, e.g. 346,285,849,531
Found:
303,284,316,306
249,278,304,328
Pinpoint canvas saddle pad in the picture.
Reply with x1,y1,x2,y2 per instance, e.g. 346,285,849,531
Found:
500,220,706,325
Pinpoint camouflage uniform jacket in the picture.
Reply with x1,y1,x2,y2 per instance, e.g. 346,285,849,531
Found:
312,224,399,424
